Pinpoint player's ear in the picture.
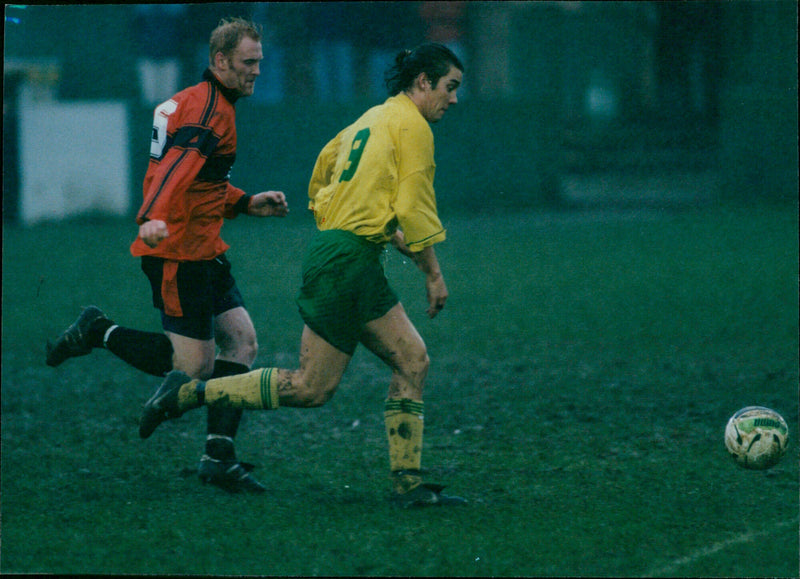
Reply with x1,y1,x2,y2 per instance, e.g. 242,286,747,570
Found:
213,51,228,70
415,72,431,91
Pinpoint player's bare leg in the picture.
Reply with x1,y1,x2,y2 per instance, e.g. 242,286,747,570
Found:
162,309,265,493
165,332,217,379
274,325,351,407
214,307,258,368
141,325,351,435
361,303,428,400
361,303,466,507
203,306,264,492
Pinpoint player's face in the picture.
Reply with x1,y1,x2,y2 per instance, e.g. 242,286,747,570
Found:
218,36,263,97
420,66,462,123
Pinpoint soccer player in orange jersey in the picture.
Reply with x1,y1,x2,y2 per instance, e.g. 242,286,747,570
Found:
46,18,288,493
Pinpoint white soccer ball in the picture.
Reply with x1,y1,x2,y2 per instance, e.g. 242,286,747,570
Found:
724,406,789,470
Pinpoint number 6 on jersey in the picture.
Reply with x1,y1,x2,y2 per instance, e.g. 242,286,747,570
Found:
150,99,178,159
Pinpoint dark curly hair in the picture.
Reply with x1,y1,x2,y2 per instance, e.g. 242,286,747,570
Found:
384,43,464,96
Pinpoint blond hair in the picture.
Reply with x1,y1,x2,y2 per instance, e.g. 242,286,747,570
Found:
209,17,262,65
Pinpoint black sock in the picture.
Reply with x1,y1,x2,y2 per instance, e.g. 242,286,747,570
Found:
205,360,249,460
104,327,174,377
86,317,115,348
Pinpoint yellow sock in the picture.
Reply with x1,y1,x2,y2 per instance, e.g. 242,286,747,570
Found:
385,398,424,494
177,378,203,410
203,368,280,410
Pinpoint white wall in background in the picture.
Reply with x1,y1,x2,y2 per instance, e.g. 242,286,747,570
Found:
19,102,130,225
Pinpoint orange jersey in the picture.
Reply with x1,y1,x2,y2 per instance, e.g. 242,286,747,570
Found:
131,69,248,261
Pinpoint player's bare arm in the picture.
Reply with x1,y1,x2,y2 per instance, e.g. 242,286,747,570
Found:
139,219,169,248
390,230,415,259
247,191,289,217
411,245,448,318
391,231,447,316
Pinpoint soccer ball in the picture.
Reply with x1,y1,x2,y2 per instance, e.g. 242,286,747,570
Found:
724,406,789,470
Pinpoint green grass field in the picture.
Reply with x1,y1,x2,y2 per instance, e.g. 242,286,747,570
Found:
2,203,798,576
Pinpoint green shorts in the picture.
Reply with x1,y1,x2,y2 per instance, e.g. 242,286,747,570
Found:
296,229,399,355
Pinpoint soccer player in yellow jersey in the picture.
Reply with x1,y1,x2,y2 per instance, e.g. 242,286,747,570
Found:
140,43,466,507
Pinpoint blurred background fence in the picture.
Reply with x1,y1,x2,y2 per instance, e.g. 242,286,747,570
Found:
3,1,797,224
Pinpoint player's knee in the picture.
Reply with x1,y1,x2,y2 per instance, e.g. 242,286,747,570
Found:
219,332,258,367
304,389,336,407
399,346,430,384
300,384,337,407
294,373,338,407
240,336,258,366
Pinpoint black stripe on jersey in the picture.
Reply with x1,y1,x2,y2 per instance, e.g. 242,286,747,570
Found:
139,149,192,219
197,153,236,182
150,126,219,162
194,81,232,181
201,80,217,127
171,125,221,158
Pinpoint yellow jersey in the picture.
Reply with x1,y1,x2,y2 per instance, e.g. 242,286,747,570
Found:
308,93,445,251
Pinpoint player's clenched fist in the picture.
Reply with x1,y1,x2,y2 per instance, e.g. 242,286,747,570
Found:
248,191,289,217
139,219,169,248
